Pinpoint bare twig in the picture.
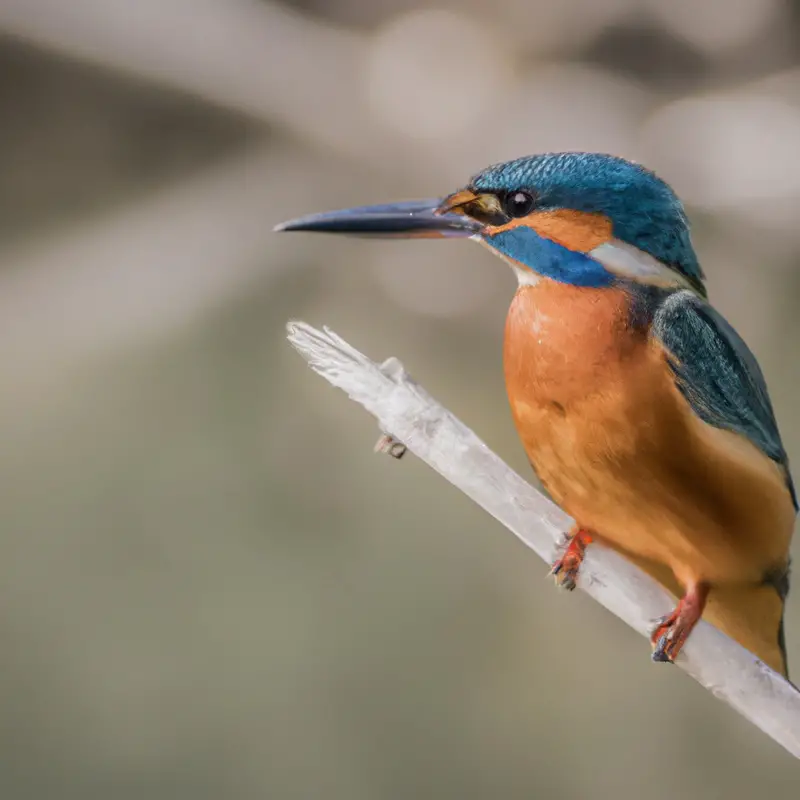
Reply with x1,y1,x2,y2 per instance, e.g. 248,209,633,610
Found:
286,320,800,760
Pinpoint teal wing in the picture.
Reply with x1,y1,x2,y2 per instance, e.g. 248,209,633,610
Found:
652,290,797,510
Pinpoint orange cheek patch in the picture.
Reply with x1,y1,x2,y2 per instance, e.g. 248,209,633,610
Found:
486,209,613,253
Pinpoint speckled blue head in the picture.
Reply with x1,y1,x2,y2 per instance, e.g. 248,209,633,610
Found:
470,152,705,295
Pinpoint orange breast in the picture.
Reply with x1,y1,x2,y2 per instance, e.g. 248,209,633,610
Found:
503,280,793,583
503,279,643,409
503,279,659,519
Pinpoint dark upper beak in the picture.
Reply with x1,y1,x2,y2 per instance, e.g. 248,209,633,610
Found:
273,196,484,239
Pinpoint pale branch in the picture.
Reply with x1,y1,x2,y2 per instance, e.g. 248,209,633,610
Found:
286,320,800,760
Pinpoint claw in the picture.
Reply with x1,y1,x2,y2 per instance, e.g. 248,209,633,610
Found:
651,634,673,663
650,582,709,664
549,528,592,591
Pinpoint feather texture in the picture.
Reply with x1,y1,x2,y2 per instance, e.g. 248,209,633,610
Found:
652,290,797,509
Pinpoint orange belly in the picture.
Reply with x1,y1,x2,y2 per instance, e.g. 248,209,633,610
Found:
504,280,794,672
504,280,793,582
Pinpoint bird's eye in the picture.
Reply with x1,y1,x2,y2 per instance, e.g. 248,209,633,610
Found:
503,191,535,218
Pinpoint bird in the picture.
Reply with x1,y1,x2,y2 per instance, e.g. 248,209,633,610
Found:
275,151,796,677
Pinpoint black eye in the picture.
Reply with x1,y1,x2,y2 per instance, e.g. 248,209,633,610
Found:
504,191,535,218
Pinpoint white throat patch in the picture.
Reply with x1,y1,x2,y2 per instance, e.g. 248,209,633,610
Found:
472,234,540,286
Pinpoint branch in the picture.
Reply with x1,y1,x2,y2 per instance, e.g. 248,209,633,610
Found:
286,320,800,760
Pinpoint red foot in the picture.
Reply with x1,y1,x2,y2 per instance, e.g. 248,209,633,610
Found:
549,528,593,591
650,583,709,664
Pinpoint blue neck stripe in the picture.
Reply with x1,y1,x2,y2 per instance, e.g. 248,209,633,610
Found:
486,228,615,288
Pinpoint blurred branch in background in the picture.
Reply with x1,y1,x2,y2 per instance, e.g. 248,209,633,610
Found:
0,0,442,175
0,144,364,385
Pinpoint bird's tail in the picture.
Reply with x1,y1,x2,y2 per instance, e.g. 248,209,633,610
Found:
702,582,788,677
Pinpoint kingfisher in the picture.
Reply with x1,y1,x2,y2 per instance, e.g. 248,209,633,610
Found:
275,152,796,677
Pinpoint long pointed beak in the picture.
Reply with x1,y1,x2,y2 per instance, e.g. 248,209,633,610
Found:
273,198,483,239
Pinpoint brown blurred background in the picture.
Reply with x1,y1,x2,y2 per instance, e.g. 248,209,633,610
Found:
1,0,800,797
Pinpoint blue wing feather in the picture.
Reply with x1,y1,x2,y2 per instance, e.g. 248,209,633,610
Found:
652,290,797,510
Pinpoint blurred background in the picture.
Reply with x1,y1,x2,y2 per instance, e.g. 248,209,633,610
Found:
1,0,800,796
